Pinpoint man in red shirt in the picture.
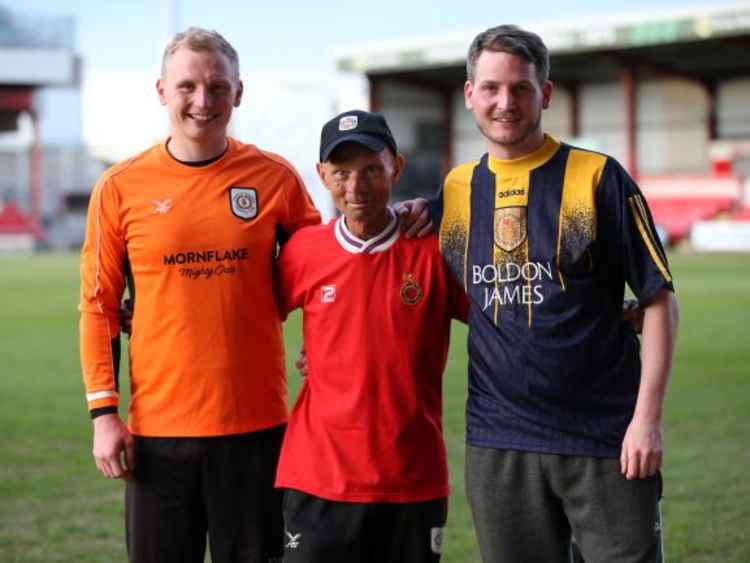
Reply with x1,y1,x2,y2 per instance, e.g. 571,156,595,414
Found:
274,110,468,562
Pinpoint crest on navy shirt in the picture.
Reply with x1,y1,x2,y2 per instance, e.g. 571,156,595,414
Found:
494,207,527,252
400,273,423,305
229,187,258,220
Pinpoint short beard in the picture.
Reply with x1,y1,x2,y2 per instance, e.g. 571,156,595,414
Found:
477,111,542,152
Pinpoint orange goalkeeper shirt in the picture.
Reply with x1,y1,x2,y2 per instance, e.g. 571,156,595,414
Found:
79,138,320,436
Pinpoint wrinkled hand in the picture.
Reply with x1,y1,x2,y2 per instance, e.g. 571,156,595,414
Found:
620,417,662,480
295,346,308,378
93,413,135,480
394,198,433,238
119,298,133,336
622,298,644,334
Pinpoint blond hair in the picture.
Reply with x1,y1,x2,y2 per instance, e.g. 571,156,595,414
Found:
161,27,239,79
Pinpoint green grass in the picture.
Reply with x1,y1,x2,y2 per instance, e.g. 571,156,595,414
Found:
1,252,748,562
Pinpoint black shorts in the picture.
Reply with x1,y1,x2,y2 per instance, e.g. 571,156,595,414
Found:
125,425,285,563
281,489,447,563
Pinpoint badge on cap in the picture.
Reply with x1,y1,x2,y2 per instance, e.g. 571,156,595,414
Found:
339,115,358,131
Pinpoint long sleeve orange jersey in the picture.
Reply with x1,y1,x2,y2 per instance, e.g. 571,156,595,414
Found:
79,138,320,437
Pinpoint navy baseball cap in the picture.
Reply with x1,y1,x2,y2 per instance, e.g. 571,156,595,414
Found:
319,110,398,162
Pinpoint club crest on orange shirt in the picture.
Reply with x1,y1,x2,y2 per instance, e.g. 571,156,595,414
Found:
400,273,423,305
229,187,258,220
494,207,527,251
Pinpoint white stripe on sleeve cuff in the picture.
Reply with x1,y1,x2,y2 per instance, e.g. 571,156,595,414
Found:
86,390,119,402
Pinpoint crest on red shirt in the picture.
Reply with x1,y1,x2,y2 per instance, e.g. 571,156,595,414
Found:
229,187,258,220
400,273,423,305
321,285,336,303
494,207,527,251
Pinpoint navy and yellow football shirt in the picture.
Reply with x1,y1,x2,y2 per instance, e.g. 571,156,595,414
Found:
433,135,674,457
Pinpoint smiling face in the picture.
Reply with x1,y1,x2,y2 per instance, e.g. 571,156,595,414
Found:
156,46,243,160
317,143,404,239
464,50,552,159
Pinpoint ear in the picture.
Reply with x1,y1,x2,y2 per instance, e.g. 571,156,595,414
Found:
316,162,333,192
234,80,244,107
156,78,167,106
464,80,474,111
391,153,406,185
541,80,553,110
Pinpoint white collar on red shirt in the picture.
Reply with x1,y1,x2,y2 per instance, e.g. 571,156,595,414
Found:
334,207,401,254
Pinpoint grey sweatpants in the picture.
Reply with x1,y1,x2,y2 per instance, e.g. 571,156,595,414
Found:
466,447,663,563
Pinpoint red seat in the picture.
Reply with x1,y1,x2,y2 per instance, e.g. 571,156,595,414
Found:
0,203,44,237
728,206,750,221
646,197,734,242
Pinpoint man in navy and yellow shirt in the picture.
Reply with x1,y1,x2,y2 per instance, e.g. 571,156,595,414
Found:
432,25,679,562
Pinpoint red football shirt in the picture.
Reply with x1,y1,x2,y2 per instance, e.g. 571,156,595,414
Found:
275,210,468,502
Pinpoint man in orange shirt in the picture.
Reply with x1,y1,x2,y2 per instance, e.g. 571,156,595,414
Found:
79,27,320,563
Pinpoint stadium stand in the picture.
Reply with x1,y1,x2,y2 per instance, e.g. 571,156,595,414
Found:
0,202,42,235
639,175,742,243
646,197,735,243
0,202,43,252
728,206,750,222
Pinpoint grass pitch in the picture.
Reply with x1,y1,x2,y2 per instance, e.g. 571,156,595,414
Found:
0,252,748,562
